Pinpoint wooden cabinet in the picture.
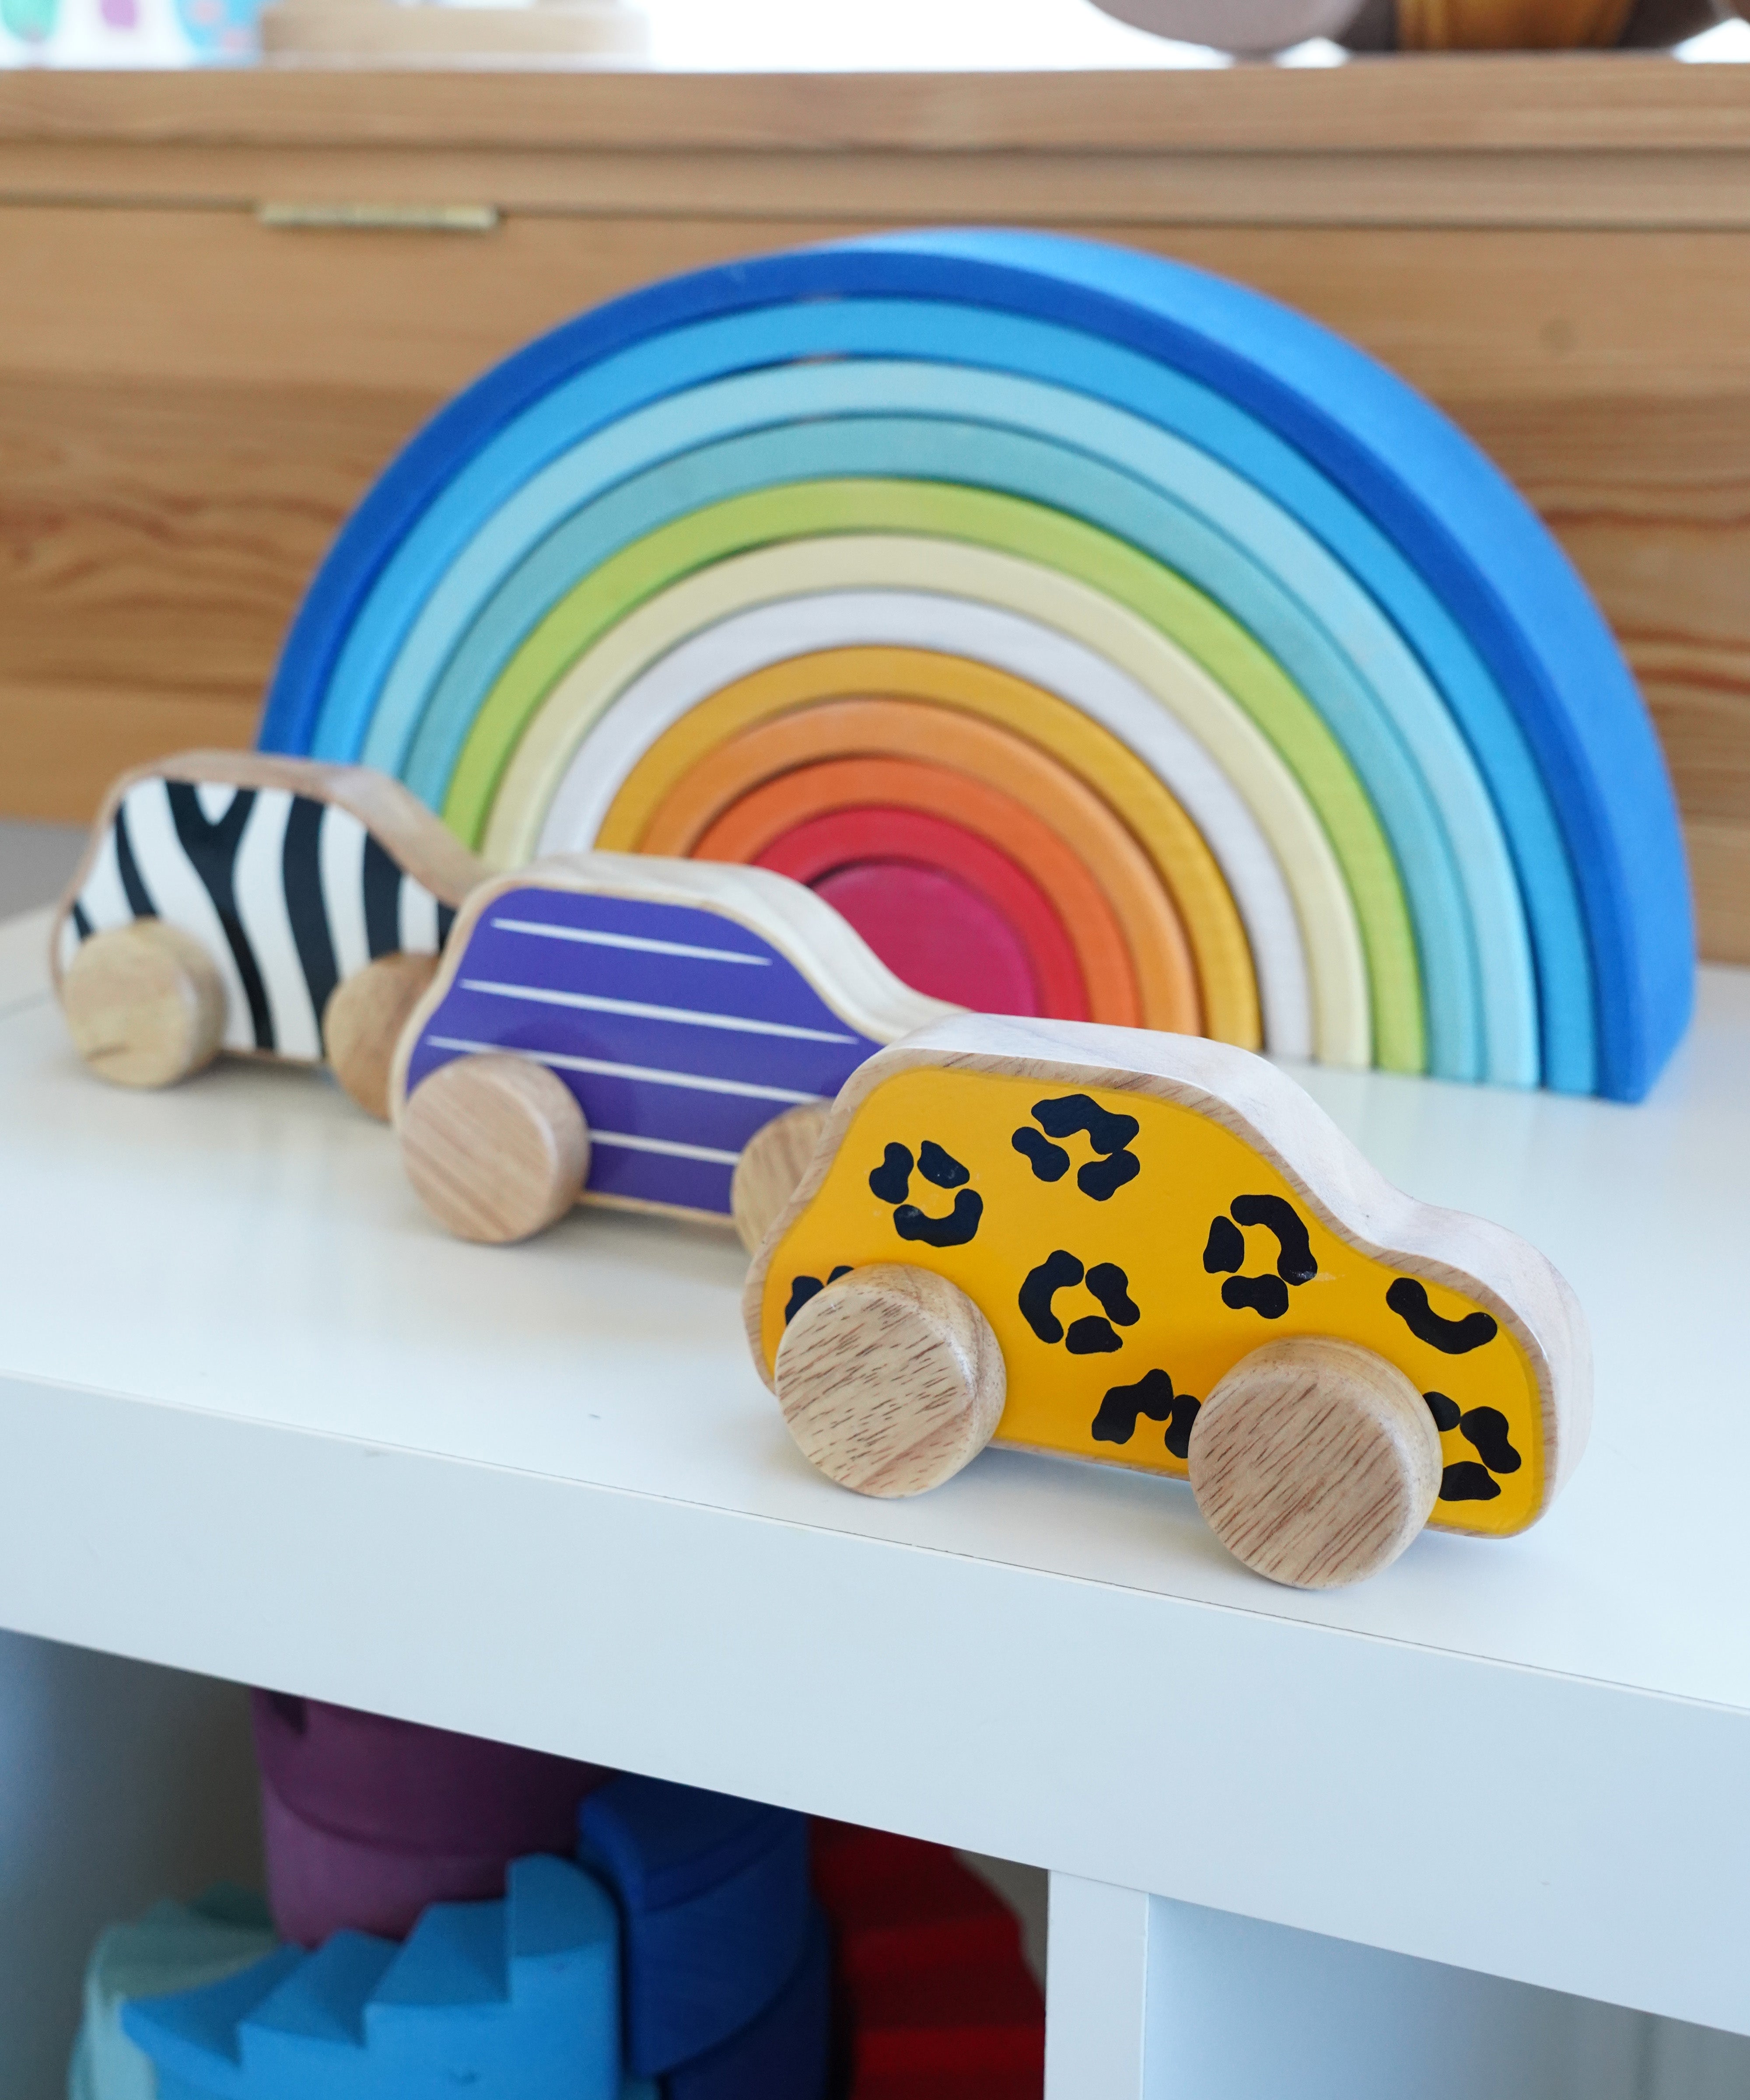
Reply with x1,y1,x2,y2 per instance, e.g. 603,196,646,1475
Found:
2,59,1746,959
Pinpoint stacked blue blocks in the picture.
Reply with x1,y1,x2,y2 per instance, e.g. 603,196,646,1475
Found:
578,1776,828,2097
121,1779,829,2100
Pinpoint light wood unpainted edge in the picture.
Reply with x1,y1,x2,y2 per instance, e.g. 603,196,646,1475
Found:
384,850,961,1136
742,1012,1591,1531
47,750,487,998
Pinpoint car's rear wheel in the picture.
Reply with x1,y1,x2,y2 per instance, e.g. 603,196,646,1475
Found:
774,1263,1006,1498
324,951,440,1121
1187,1335,1442,1589
60,920,227,1088
730,1101,831,1254
400,1052,589,1244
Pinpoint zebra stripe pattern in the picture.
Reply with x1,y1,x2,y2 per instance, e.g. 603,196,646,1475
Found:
60,778,456,1060
402,886,885,1217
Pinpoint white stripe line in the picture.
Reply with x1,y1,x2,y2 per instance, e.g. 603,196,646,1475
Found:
491,917,770,966
589,1130,742,1166
458,978,857,1044
320,805,371,984
426,1036,826,1106
400,878,442,956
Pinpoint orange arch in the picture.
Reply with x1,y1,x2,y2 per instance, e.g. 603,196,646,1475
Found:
640,695,1197,1032
693,755,1148,1027
600,651,1233,1036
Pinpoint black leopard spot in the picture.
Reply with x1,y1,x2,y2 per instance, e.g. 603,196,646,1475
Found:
1092,1367,1175,1444
1084,1262,1139,1327
1424,1390,1461,1433
1019,1250,1084,1345
1222,1274,1290,1320
1203,1215,1244,1274
918,1141,970,1189
1078,1148,1142,1202
893,1191,983,1249
1019,1095,1142,1200
1387,1277,1498,1355
868,1143,913,1205
1439,1461,1501,1502
1066,1316,1123,1355
1162,1391,1202,1460
1012,1126,1070,1182
1032,1093,1140,1155
784,1266,851,1323
1092,1370,1203,1458
1460,1407,1521,1474
1230,1194,1317,1285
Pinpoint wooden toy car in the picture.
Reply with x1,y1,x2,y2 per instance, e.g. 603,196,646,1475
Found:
388,854,956,1248
51,752,484,1119
743,1015,1590,1589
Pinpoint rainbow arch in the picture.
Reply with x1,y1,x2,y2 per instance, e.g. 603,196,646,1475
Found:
258,229,1693,1102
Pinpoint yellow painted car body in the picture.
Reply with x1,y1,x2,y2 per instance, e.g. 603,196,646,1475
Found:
753,1059,1549,1538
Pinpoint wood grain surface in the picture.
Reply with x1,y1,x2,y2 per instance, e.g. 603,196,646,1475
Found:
1,64,1743,962
323,948,439,1120
400,1049,590,1243
730,1100,831,1256
774,1262,1007,1498
60,919,227,1088
1188,1335,1444,1588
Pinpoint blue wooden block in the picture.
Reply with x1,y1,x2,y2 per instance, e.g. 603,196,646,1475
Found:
122,1857,620,2100
666,1908,831,2100
575,1776,812,2078
121,1946,306,2096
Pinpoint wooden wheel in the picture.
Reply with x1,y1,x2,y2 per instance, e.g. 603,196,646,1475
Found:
774,1264,1006,1498
1187,1336,1442,1589
730,1101,831,1254
323,951,440,1121
400,1053,589,1244
60,921,227,1089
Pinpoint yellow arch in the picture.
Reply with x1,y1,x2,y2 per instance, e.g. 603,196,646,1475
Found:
595,646,1257,1047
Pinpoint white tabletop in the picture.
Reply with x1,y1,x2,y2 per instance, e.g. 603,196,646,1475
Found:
3,906,1747,2032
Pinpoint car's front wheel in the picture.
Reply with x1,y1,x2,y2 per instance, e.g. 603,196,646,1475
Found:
400,1052,589,1245
774,1264,1006,1499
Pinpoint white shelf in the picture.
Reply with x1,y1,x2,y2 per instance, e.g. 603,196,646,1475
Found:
4,905,1748,2046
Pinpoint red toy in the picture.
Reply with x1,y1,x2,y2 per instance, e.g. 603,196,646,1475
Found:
812,1823,1045,2100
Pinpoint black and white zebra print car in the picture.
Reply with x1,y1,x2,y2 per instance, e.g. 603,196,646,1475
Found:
52,752,485,1110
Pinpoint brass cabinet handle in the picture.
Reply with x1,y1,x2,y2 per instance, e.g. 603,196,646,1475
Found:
256,201,499,231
